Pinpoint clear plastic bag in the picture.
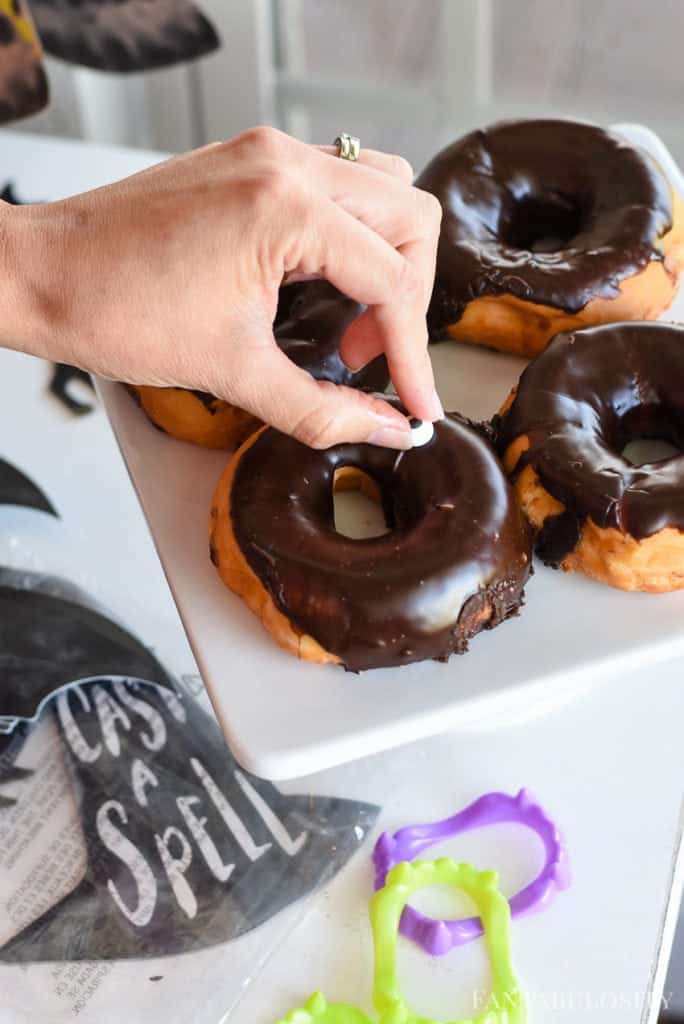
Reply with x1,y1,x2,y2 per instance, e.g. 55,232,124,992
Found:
0,676,379,1023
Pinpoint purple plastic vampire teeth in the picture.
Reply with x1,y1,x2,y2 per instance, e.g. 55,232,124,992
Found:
372,788,570,956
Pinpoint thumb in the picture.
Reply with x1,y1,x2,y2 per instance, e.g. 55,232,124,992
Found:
223,343,412,450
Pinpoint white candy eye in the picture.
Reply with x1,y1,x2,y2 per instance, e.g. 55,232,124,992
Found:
369,395,436,448
409,418,434,447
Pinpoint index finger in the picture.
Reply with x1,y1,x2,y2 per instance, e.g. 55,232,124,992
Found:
338,198,443,421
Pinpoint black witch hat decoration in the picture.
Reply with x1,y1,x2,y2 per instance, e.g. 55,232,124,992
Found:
0,679,380,959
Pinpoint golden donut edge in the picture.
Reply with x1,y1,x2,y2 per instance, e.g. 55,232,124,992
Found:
131,385,261,450
209,427,341,665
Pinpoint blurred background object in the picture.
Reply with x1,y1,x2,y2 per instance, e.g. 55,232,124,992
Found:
30,0,219,73
0,0,48,123
30,0,218,73
11,0,684,165
0,0,220,136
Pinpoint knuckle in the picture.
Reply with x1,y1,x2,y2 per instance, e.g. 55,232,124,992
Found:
388,153,414,182
296,417,334,449
395,256,419,295
237,125,290,160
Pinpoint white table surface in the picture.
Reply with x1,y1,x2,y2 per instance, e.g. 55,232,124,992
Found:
0,128,683,1024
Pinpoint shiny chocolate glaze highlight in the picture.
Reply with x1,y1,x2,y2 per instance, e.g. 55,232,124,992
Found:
497,322,684,566
229,411,531,671
416,120,673,336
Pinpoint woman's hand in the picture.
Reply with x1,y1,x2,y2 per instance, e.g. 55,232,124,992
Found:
2,126,443,448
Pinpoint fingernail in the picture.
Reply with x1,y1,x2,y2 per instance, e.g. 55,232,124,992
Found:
367,426,413,450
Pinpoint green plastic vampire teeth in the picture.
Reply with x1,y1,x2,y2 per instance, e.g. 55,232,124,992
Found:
276,858,526,1024
277,992,372,1022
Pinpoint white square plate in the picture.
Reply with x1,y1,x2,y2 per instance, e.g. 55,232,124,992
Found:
100,123,684,779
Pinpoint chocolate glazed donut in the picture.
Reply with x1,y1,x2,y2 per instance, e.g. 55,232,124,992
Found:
497,321,684,592
209,408,532,671
417,120,684,356
129,280,390,448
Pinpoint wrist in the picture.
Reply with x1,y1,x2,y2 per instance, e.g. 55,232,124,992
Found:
0,200,70,363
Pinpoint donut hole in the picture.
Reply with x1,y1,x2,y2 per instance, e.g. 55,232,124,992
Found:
332,466,390,539
617,405,684,466
500,192,585,253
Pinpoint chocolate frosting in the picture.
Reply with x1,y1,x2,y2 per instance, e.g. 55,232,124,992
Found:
229,411,531,671
496,322,684,565
416,120,673,336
